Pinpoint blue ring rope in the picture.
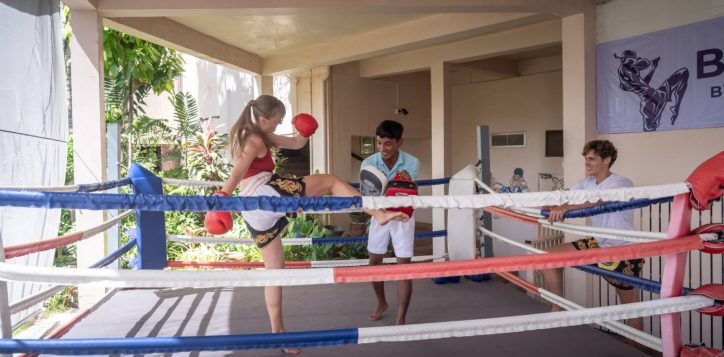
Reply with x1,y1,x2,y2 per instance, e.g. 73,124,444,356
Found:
88,239,137,269
77,178,133,193
574,264,693,295
0,329,359,355
0,189,362,212
349,177,450,189
540,197,674,219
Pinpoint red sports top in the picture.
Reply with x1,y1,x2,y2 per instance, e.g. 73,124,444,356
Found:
243,148,275,179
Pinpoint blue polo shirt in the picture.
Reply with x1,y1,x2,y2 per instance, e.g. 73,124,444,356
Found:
361,150,420,181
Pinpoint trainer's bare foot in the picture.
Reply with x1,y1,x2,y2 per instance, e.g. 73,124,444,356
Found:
369,303,389,321
396,316,406,325
550,305,563,312
372,210,409,225
281,347,302,355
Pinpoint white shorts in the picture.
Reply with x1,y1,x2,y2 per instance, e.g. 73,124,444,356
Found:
239,172,305,247
241,184,287,231
367,214,416,258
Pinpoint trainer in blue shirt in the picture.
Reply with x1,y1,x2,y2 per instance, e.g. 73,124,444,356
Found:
361,119,420,326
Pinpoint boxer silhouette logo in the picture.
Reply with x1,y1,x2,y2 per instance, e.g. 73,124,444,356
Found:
614,50,689,131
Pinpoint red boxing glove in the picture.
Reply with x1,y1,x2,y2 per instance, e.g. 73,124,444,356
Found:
292,113,318,138
204,191,233,235
384,173,418,218
686,151,724,210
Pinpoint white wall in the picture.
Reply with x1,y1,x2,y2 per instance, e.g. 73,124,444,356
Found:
181,54,258,134
144,53,259,135
597,0,724,43
451,70,564,190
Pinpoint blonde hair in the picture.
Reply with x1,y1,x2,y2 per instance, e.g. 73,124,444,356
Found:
229,95,286,160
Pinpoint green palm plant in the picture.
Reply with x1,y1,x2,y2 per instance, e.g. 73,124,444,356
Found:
170,92,202,144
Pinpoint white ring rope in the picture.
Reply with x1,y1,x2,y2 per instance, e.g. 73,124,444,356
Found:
0,262,335,287
83,210,134,238
474,177,670,243
540,219,667,240
168,234,313,246
699,233,720,241
535,221,665,243
162,178,225,187
538,289,663,351
0,185,80,192
9,285,65,314
363,183,689,210
167,234,446,247
480,227,545,254
357,295,712,343
510,206,544,216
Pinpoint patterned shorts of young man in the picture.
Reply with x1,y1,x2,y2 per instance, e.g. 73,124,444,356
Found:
571,237,645,290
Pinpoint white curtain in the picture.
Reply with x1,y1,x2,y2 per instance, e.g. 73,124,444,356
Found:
0,0,68,326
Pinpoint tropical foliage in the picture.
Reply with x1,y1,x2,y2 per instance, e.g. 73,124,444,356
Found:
103,28,184,167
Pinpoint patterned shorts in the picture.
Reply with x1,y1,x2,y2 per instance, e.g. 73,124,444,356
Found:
571,237,645,290
242,173,306,248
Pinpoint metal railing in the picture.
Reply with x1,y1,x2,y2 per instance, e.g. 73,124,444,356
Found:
590,195,723,349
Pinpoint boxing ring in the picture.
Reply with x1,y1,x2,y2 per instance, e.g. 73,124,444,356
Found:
0,152,721,356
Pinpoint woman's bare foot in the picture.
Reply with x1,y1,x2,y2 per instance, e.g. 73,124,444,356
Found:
281,347,302,355
395,316,406,325
372,210,409,225
369,303,389,321
276,329,301,354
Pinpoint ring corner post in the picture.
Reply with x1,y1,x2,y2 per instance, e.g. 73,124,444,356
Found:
477,125,493,259
0,241,12,341
660,193,691,357
447,165,479,262
128,163,167,270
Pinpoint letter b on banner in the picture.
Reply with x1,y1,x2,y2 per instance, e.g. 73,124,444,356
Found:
697,48,724,79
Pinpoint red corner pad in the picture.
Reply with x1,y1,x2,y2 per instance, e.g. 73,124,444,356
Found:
690,284,724,317
693,223,724,255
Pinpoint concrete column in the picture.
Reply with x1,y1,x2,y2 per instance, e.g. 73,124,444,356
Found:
294,67,329,175
561,7,596,306
260,75,274,96
70,9,107,308
430,62,452,260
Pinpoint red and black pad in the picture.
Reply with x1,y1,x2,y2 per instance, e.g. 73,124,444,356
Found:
384,172,418,217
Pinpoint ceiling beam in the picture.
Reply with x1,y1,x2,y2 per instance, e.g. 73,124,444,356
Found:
262,12,548,75
459,57,520,78
63,0,98,10
519,0,586,17
358,19,561,78
105,17,262,74
95,0,537,17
